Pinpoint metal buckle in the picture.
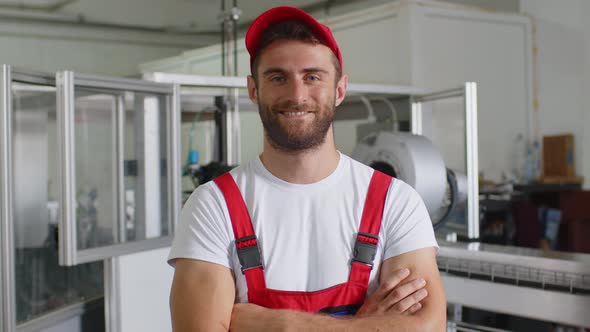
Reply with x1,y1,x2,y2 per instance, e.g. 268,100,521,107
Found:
235,236,263,273
352,232,378,267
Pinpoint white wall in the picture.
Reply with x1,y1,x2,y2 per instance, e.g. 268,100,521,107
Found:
117,248,174,332
408,4,532,181
520,0,589,188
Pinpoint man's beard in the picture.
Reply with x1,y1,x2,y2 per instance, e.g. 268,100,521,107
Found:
258,98,335,152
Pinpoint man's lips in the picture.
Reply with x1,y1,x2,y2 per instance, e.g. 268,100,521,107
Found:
278,110,314,118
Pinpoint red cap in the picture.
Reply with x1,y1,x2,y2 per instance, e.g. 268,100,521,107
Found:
245,6,342,74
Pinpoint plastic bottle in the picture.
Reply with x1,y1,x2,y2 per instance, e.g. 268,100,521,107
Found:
189,150,199,165
522,139,540,183
531,140,541,181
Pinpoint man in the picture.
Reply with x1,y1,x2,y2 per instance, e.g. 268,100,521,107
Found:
168,5,446,332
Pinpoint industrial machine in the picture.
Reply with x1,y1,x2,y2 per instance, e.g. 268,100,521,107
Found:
352,131,467,231
350,129,590,331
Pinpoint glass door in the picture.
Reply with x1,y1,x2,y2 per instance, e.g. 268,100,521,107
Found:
56,72,180,266
1,65,103,331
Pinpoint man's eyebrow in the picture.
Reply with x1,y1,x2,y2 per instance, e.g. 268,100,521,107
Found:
262,68,286,76
302,67,329,74
261,67,330,76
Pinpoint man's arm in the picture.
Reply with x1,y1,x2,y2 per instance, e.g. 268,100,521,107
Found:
230,247,446,332
170,258,235,332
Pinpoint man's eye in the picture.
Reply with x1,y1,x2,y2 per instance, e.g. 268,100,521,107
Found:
306,75,320,81
270,76,285,82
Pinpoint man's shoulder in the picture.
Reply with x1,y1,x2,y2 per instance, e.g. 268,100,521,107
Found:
183,179,223,212
389,177,418,196
386,178,426,214
340,153,375,179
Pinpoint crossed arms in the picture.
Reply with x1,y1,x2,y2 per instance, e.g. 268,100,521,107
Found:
170,247,446,332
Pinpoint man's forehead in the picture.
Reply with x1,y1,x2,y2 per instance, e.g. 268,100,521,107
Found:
256,40,336,72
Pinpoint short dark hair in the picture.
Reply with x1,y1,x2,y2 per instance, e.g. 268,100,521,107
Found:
251,20,342,83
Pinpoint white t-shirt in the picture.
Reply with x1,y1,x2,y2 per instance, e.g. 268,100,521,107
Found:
168,153,438,303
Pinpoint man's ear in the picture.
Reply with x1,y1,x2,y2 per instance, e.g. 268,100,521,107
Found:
334,74,348,107
247,75,258,105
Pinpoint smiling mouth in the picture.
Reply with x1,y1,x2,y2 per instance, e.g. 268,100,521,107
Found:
280,111,310,116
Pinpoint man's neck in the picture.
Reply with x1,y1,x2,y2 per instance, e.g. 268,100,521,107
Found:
259,129,340,184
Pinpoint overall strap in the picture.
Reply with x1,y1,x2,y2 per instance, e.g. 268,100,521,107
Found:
214,173,266,290
349,171,393,285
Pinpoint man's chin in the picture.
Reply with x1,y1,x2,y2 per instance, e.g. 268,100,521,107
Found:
267,133,326,152
269,142,320,153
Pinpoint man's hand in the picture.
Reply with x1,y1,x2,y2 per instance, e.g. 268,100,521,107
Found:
356,268,428,317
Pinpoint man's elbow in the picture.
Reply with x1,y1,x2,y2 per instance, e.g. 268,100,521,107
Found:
172,321,229,332
170,308,229,332
423,314,447,332
170,297,231,332
420,285,447,332
416,305,447,332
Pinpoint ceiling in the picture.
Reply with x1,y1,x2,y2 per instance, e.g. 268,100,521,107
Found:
3,0,374,32
0,0,519,47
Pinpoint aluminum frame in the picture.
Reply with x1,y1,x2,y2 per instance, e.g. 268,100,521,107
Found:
1,64,16,332
56,71,77,267
411,83,480,240
57,71,178,266
72,72,173,95
169,85,182,234
116,95,126,244
104,258,121,332
231,88,241,164
464,83,479,239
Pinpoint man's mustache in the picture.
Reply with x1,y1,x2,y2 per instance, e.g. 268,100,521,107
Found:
273,101,319,112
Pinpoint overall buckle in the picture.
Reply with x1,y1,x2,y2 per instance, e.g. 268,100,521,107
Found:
352,232,378,267
235,235,263,274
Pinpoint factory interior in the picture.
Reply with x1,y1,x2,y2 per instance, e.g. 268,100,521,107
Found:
1,0,589,331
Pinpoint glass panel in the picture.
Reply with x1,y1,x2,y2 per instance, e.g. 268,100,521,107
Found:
73,88,170,249
124,92,170,241
421,98,469,236
74,88,118,250
12,82,103,324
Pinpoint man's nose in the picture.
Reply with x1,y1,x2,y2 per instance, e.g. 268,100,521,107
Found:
287,80,307,104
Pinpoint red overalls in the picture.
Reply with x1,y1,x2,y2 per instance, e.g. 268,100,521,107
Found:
213,170,392,316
